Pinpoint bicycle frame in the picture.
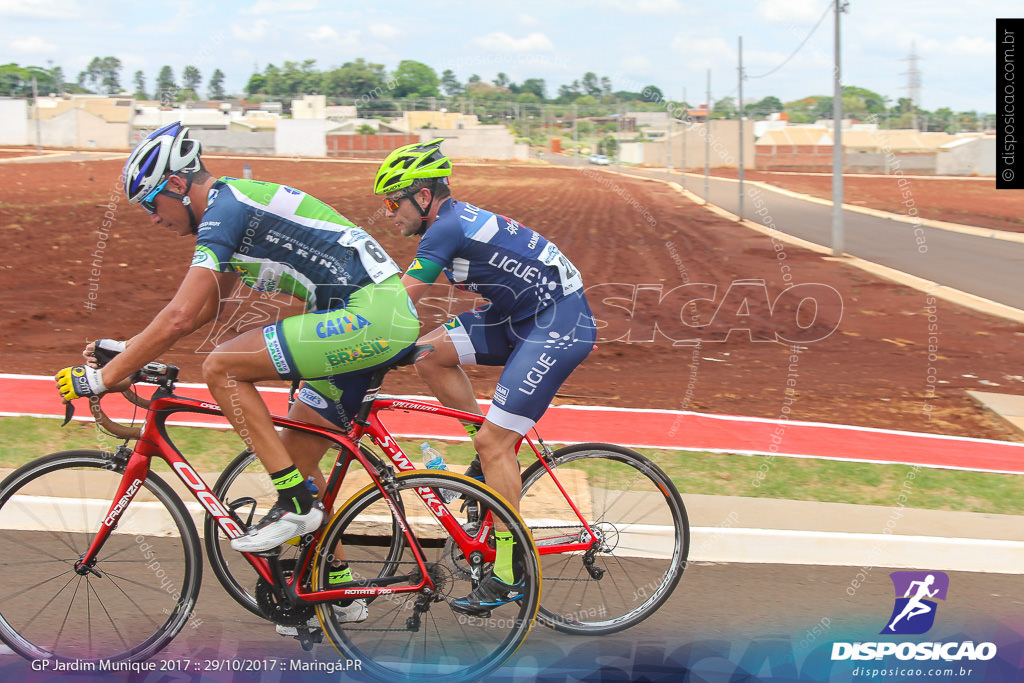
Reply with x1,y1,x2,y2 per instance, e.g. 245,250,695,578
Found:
356,397,601,557
78,387,503,607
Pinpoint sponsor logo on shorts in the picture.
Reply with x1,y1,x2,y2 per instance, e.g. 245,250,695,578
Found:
263,325,291,375
493,383,509,405
316,314,370,339
327,340,390,366
297,386,329,410
518,353,557,396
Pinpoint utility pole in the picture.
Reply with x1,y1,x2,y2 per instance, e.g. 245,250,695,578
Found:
32,76,42,155
738,35,745,221
704,69,711,203
666,109,672,177
831,0,846,256
681,87,687,190
573,103,578,163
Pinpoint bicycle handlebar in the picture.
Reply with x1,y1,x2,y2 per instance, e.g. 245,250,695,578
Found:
63,361,178,441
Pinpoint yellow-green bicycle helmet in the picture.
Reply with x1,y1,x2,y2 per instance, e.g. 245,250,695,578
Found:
373,138,452,195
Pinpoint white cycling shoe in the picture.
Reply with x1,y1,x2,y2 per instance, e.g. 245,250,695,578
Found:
275,600,369,637
230,502,324,553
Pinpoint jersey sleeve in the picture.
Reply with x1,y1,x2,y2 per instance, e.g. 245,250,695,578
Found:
191,187,246,272
404,256,444,283
414,215,464,276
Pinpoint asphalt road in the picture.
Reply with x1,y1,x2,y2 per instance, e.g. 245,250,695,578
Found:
549,156,1024,312
0,556,1020,682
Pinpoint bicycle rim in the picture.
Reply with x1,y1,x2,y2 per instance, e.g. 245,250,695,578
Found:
0,450,201,662
521,443,689,635
315,471,541,683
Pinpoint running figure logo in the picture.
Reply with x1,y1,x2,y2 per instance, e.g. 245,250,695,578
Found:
881,571,949,635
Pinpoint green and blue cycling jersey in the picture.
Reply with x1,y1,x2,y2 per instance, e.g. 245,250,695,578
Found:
190,177,418,421
192,177,401,312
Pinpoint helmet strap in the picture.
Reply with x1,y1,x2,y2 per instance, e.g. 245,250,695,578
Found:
414,180,438,236
161,171,199,233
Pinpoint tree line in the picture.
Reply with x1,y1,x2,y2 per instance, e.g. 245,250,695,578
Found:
0,58,987,133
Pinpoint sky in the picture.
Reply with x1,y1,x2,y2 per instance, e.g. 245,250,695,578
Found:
0,0,1013,114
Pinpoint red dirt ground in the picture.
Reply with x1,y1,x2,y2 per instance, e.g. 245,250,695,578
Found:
2,156,1023,443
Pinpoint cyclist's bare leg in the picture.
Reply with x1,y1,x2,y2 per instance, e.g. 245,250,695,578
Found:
413,325,483,420
280,399,337,495
279,400,351,565
202,329,299,475
414,327,521,514
474,421,523,515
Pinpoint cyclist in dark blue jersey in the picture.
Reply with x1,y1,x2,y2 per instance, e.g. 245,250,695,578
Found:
56,124,419,573
374,139,596,614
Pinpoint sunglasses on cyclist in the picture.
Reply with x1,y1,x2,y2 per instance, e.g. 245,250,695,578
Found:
383,188,417,212
140,177,171,214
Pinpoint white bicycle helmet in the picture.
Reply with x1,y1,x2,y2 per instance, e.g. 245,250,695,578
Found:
123,122,202,203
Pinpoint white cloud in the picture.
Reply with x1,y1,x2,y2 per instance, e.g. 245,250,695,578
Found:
671,35,734,70
0,0,73,18
11,35,56,53
757,0,822,24
600,0,682,14
230,19,272,43
243,0,318,13
309,25,339,42
945,36,993,58
470,31,554,53
368,23,399,40
620,55,653,73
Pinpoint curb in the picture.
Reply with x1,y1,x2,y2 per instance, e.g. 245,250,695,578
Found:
4,495,1021,574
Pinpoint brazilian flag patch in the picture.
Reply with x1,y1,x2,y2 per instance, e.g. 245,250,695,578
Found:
443,317,462,330
408,258,425,273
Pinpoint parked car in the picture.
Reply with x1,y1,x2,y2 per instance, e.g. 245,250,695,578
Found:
588,154,611,165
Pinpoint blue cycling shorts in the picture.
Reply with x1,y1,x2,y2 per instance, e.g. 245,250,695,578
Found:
444,291,596,435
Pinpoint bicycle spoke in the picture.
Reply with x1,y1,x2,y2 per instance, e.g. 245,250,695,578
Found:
0,567,75,604
523,446,688,635
0,453,201,662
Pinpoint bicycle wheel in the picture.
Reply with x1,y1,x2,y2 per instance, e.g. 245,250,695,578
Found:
520,443,688,635
205,444,404,620
204,448,279,619
314,471,541,683
0,450,202,662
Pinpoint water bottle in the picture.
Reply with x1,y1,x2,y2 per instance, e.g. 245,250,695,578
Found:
305,476,319,497
421,442,458,503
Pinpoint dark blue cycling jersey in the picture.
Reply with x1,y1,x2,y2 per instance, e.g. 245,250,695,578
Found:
192,177,400,311
408,199,583,321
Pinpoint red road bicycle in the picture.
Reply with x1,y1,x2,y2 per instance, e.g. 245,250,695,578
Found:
0,348,542,682
210,355,690,638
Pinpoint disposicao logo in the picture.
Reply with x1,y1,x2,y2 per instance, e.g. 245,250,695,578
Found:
831,570,997,663
882,571,949,635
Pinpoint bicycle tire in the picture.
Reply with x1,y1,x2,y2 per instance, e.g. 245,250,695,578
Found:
314,470,541,683
520,443,688,635
0,450,202,662
205,444,405,620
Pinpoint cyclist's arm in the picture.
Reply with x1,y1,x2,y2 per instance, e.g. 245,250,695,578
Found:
401,257,445,306
99,267,234,387
401,273,433,306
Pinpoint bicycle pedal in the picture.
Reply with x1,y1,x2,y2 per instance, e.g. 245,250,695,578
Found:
296,627,323,651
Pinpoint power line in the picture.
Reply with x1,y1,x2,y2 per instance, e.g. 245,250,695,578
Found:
746,3,832,80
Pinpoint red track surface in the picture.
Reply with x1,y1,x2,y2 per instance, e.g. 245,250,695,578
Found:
4,374,1023,475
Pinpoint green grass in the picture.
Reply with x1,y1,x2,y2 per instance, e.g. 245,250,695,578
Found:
1,417,1021,516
